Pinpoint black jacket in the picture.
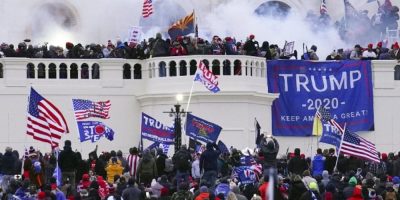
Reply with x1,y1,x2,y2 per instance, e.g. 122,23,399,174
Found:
58,146,77,172
200,144,221,172
2,151,16,175
288,156,307,175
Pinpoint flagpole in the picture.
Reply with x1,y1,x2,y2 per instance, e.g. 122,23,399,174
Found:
334,123,346,172
182,77,196,146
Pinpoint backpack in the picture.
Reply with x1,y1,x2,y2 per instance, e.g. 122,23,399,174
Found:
164,158,174,173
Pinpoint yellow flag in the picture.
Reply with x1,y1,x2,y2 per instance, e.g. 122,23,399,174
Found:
312,114,322,136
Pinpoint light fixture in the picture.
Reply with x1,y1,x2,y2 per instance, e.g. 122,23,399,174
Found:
176,94,183,102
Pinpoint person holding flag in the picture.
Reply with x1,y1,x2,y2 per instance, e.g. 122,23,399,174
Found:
58,140,78,189
259,135,279,173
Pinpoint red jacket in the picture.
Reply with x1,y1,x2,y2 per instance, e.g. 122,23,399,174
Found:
170,46,187,56
347,186,363,200
195,192,210,200
259,182,269,200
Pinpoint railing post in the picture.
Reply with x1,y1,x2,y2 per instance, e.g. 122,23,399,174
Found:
98,59,124,88
2,58,29,87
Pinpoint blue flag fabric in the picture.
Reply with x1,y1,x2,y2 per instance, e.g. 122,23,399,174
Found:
218,141,229,154
186,113,222,143
194,61,220,93
141,113,175,145
145,142,160,151
232,166,257,184
77,121,115,143
53,148,62,186
267,60,374,136
319,120,343,150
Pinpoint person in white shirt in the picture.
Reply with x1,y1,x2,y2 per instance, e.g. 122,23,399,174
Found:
362,44,377,60
191,153,201,182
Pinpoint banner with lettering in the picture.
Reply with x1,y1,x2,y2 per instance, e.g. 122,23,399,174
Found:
77,121,114,143
267,60,374,136
141,113,175,144
186,113,222,143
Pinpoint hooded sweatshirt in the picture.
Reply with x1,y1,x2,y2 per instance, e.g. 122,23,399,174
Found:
321,170,330,187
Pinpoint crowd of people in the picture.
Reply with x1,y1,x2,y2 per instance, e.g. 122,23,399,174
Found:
0,136,400,200
1,34,400,62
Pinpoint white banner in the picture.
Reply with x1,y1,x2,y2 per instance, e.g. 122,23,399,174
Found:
128,26,142,44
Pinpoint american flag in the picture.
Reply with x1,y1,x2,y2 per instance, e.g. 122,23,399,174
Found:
340,129,380,163
27,88,69,148
142,0,153,18
320,0,328,15
72,99,111,120
316,107,344,133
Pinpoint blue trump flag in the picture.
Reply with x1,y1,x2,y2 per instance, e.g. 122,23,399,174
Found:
218,140,230,154
77,121,115,143
319,120,342,150
267,60,374,136
186,113,222,143
141,113,175,145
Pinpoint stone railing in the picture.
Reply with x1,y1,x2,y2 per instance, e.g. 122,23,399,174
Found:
0,57,399,87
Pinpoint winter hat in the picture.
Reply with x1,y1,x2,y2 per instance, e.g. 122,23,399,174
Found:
377,41,383,48
349,176,357,186
368,43,373,49
381,153,388,161
309,182,318,191
393,42,399,49
249,34,255,39
38,191,46,199
393,176,400,184
200,186,208,193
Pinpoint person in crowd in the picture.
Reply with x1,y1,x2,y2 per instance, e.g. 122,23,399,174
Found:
170,182,193,200
137,149,157,187
224,37,238,55
300,182,321,200
106,157,124,184
173,145,192,187
59,140,78,189
191,153,201,183
321,170,330,188
312,148,325,177
288,148,307,176
156,148,168,177
243,34,259,56
259,135,280,172
170,41,188,56
350,44,363,60
390,42,400,59
288,175,307,200
362,43,377,59
195,185,210,200
2,147,17,191
200,143,221,188
126,147,141,179
215,178,230,199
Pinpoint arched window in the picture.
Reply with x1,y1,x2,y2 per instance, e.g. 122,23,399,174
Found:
189,60,197,75
70,63,78,79
234,60,242,75
38,63,46,79
123,64,131,79
212,60,220,75
169,61,177,77
27,63,35,79
81,63,89,79
223,60,231,75
48,63,56,79
59,63,67,79
92,63,100,79
179,60,187,76
159,61,166,77
395,65,400,80
134,64,142,79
